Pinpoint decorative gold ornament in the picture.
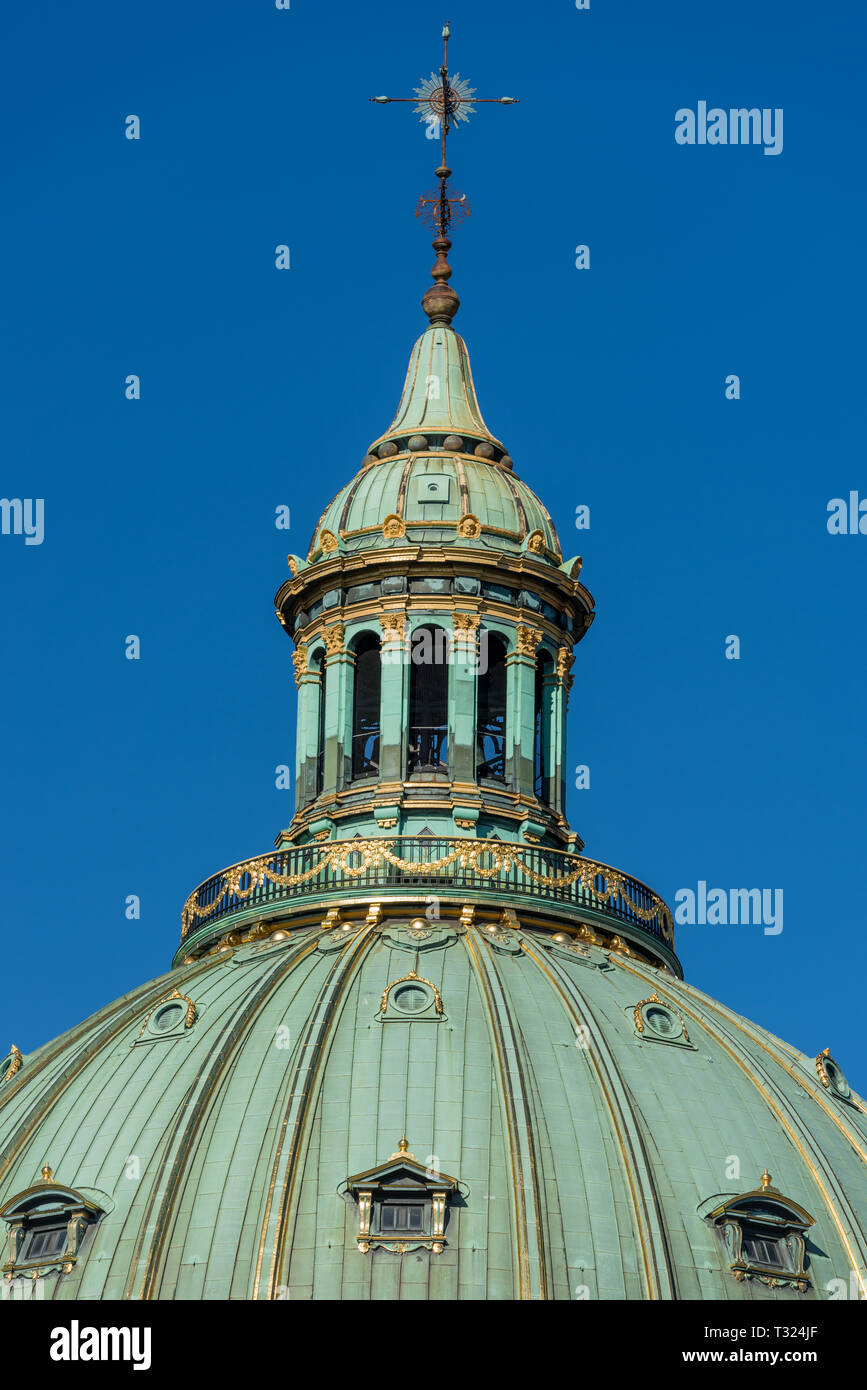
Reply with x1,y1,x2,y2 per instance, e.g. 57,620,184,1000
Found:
291,645,307,688
287,556,299,576
322,624,346,658
515,624,542,657
556,645,575,688
633,992,690,1042
452,613,480,633
456,513,482,539
380,969,444,1017
41,1164,53,1182
526,529,545,554
815,1048,831,1088
3,1044,22,1081
761,1169,773,1191
576,923,601,945
319,528,339,554
138,988,197,1037
633,992,660,1032
378,613,406,644
381,513,406,539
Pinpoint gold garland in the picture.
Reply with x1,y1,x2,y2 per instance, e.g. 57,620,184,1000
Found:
181,839,674,941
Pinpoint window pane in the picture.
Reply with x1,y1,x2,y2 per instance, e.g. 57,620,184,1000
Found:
408,628,448,775
352,638,381,779
24,1224,67,1259
743,1234,780,1266
476,636,506,779
380,1203,426,1233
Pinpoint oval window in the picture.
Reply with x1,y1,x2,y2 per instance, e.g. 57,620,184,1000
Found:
824,1058,851,1100
644,1005,681,1039
153,1002,185,1033
392,985,430,1014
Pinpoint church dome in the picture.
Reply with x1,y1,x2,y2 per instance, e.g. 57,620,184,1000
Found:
4,23,864,1309
2,921,865,1300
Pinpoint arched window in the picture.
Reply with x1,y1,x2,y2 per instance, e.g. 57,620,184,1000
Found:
352,634,381,779
476,634,507,780
312,649,326,796
407,625,449,775
534,651,553,802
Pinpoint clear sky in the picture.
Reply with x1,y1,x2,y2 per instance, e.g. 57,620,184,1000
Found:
2,1,865,1091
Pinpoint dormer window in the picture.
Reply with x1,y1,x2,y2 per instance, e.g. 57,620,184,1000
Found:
1,1166,104,1279
344,1137,459,1254
699,1170,814,1292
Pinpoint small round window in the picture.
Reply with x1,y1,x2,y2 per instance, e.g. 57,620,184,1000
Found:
643,1004,682,1039
392,984,431,1014
824,1057,851,1100
153,1002,185,1033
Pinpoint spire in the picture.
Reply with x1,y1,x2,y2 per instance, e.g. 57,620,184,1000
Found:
366,322,505,457
370,20,519,327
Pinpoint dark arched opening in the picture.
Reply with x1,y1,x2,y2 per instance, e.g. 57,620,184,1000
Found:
476,634,507,780
534,650,553,802
407,625,449,775
313,649,326,796
351,634,381,779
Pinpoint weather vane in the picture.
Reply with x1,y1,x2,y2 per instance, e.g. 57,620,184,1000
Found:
370,21,519,240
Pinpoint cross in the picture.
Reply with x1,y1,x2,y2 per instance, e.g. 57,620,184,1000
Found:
370,20,519,239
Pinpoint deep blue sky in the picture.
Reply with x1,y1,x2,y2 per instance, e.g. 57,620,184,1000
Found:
3,1,865,1091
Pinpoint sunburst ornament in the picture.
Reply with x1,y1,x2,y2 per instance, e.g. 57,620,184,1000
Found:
413,71,477,130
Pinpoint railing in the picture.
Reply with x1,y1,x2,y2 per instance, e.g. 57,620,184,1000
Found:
180,837,675,948
406,726,448,775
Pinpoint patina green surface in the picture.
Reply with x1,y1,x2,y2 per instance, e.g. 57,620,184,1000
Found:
2,929,865,1299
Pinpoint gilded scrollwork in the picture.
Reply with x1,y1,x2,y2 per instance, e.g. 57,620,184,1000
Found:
181,839,675,944
291,645,308,688
515,624,541,657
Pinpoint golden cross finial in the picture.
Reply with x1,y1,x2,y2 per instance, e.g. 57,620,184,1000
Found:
370,20,519,240
41,1164,53,1182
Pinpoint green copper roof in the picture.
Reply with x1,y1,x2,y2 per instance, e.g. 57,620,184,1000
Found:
368,325,504,453
305,321,564,565
307,451,562,564
2,925,865,1300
